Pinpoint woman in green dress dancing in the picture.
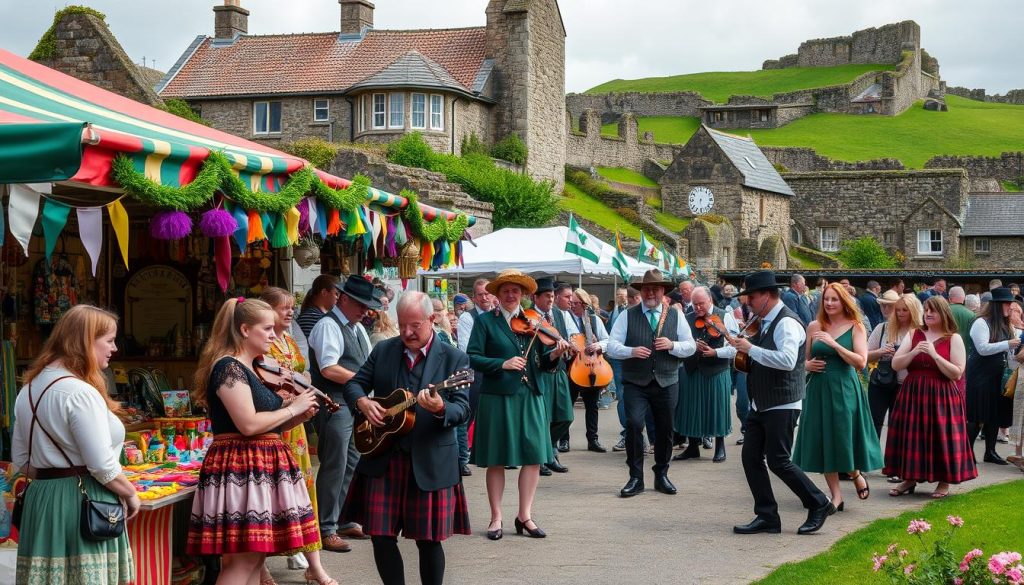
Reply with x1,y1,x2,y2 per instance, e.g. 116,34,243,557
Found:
794,283,883,511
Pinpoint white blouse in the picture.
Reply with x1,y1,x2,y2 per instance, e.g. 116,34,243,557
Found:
11,366,125,485
969,319,1020,358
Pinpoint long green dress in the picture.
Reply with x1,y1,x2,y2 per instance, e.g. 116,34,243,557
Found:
794,327,883,473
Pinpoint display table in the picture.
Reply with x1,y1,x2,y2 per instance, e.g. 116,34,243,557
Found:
129,487,196,585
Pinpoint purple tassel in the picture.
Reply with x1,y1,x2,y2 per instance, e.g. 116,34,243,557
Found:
298,198,311,236
199,208,238,238
151,210,193,240
385,216,398,257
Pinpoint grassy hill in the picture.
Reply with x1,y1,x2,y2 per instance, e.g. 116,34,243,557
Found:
601,95,1024,168
586,64,894,102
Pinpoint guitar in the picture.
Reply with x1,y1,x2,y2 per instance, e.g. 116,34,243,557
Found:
353,369,475,458
568,307,614,388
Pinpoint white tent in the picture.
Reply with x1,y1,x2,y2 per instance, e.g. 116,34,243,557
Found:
420,226,653,284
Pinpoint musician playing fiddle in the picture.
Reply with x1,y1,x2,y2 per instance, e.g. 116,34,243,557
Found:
563,287,611,453
467,270,570,541
532,277,575,475
341,292,472,585
674,287,739,463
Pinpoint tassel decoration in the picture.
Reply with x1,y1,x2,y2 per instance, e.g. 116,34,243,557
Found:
199,208,238,238
247,209,266,243
151,210,193,240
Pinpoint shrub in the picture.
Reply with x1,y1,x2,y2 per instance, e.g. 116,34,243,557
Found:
387,132,436,169
282,138,339,170
491,134,528,165
161,98,209,127
460,132,488,157
837,236,900,269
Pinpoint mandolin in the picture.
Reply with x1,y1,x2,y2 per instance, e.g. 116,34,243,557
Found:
353,369,475,458
569,307,614,389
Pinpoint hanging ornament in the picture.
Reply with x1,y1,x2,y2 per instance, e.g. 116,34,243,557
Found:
297,198,310,235
8,183,43,256
327,208,342,236
150,210,193,240
199,207,238,238
246,209,265,243
284,206,301,244
399,239,420,281
214,235,232,292
270,214,290,248
231,204,249,251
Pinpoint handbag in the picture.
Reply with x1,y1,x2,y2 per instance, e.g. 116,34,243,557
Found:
869,324,899,391
1004,367,1018,398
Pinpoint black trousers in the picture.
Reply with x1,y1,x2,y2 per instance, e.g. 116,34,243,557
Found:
867,381,901,438
623,380,677,480
741,409,828,524
564,382,600,443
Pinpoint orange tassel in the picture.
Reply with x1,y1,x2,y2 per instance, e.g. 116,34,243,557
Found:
419,239,434,270
327,209,342,236
246,209,265,243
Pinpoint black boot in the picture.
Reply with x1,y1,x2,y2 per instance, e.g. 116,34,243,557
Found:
713,437,726,462
983,430,1007,464
672,438,700,461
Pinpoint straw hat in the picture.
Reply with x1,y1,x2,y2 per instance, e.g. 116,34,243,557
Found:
629,269,674,292
573,287,592,306
486,269,538,296
877,290,901,305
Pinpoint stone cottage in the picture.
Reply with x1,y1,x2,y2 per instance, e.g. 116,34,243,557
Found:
158,0,567,188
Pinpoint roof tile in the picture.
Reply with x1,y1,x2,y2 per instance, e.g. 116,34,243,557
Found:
962,193,1024,236
705,127,795,196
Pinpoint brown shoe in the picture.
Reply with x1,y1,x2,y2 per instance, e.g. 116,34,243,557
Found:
321,534,352,553
337,525,369,540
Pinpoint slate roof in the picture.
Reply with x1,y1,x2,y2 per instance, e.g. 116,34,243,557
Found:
704,126,795,196
961,193,1024,236
346,50,488,100
158,27,489,100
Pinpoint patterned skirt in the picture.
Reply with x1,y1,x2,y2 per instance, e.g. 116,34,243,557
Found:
883,371,978,484
186,433,320,556
340,452,471,542
281,424,321,552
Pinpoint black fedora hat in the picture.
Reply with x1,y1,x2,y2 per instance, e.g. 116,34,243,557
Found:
737,270,787,297
335,275,384,309
535,276,556,294
989,287,1015,303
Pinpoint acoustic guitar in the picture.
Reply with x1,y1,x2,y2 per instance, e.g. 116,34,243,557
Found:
353,369,475,458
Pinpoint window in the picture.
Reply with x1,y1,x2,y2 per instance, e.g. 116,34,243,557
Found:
253,101,282,134
372,93,386,129
411,93,426,129
974,238,991,253
388,93,405,129
313,99,329,122
357,95,365,132
721,248,730,269
917,229,943,255
758,110,769,122
883,231,895,246
430,94,444,130
790,225,802,245
819,227,838,252
712,111,724,123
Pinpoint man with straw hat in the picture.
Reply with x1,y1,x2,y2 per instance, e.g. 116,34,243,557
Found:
607,269,696,498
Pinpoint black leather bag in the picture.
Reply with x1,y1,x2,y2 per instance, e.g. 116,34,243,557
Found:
870,360,899,390
79,477,125,542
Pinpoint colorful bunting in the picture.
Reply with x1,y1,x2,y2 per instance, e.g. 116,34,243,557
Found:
246,209,265,243
306,197,318,236
215,236,232,292
106,199,130,268
284,207,301,245
76,207,103,276
41,198,71,261
8,183,43,256
231,203,249,251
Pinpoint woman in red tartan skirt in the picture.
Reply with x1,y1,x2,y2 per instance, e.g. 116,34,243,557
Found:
883,296,977,499
186,298,323,584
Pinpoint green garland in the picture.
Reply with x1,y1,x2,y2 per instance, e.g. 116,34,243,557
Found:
312,173,369,212
111,153,220,211
214,152,308,214
401,189,468,243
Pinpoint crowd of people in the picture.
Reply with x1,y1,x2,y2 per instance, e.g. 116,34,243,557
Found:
9,267,1024,584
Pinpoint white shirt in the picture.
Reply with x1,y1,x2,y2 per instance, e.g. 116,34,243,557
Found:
457,306,488,352
12,366,124,485
868,322,909,383
969,319,1020,358
308,306,372,370
606,304,696,360
570,310,610,351
706,311,740,359
747,302,806,412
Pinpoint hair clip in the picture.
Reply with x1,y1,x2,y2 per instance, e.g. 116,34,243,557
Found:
237,297,245,303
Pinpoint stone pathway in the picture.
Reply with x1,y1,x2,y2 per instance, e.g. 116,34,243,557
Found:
269,407,1023,584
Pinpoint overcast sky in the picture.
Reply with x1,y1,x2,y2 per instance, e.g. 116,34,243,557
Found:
2,0,1021,94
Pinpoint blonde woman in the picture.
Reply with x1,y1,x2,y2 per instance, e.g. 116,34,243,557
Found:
369,309,399,348
186,298,322,584
12,305,138,584
866,293,922,438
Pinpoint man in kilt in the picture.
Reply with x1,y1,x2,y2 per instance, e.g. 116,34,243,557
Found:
341,292,472,585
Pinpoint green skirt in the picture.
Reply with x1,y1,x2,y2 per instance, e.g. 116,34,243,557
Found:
471,388,554,467
17,475,134,585
543,370,575,424
674,368,733,437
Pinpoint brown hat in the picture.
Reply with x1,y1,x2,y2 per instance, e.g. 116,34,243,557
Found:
629,269,674,292
486,269,538,296
877,290,901,305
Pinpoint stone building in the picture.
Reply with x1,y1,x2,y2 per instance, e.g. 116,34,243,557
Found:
158,0,567,188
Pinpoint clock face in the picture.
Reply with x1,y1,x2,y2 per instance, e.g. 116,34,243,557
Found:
688,186,714,215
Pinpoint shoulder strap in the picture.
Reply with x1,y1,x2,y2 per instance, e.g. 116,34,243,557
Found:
27,375,77,469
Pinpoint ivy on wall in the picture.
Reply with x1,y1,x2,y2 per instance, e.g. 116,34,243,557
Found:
29,6,107,61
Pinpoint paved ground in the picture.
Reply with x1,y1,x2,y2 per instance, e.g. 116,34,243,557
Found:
268,405,1023,585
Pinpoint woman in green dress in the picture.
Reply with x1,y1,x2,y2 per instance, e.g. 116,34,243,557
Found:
467,270,570,541
794,283,883,511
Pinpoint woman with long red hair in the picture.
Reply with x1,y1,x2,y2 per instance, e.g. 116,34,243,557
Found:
793,283,883,511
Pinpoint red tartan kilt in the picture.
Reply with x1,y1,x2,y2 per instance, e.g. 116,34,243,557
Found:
882,372,978,484
341,451,471,541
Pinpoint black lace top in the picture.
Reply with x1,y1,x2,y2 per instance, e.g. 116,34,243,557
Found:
207,356,284,434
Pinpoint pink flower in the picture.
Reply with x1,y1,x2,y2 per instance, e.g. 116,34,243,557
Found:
872,554,888,572
965,549,985,562
899,549,909,559
990,555,1007,575
907,519,932,534
947,515,965,527
953,579,963,585
1009,553,1024,564
887,543,899,554
904,564,915,575
1007,567,1024,584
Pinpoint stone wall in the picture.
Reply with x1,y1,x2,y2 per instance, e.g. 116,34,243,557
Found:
682,218,736,275
34,13,163,107
565,110,680,172
924,152,1024,182
964,236,1024,270
194,94,352,145
453,99,493,157
763,21,919,69
565,91,709,125
761,146,904,172
946,87,1024,105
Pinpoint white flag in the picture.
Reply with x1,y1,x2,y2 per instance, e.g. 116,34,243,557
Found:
565,214,602,264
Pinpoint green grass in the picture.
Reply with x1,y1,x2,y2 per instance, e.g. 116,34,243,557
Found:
602,116,701,142
756,480,1024,584
587,64,894,102
655,212,689,232
595,166,660,188
789,248,824,269
560,183,641,241
1002,180,1022,192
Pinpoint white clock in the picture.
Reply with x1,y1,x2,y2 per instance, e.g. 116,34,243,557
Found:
688,186,714,215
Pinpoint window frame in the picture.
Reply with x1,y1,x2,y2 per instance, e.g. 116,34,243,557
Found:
819,227,838,252
388,92,405,129
429,94,444,130
253,100,282,135
357,95,366,132
372,93,386,129
974,237,991,254
411,93,426,129
313,98,330,122
883,231,895,246
916,229,943,256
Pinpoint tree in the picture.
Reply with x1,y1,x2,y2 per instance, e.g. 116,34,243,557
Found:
836,236,900,269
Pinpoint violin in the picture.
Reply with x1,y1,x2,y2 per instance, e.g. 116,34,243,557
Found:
732,299,767,374
694,314,728,339
510,308,566,346
253,355,341,413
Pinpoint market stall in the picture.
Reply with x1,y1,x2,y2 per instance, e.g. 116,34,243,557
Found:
0,48,474,583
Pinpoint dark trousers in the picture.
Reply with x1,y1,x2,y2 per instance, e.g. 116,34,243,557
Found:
868,381,901,438
741,409,828,524
623,380,678,480
564,382,600,444
733,371,750,434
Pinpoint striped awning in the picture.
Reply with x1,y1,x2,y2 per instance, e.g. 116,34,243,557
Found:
0,48,470,224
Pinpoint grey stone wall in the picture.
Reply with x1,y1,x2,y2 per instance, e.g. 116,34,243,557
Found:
964,237,1024,270
565,91,709,125
946,87,1024,105
682,218,736,275
763,21,919,69
762,146,904,172
924,152,1024,182
194,94,352,145
565,110,680,172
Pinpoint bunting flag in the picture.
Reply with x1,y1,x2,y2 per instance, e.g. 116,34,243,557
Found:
677,256,692,278
40,198,71,261
215,235,232,292
246,209,265,243
306,197,318,237
270,214,290,248
315,199,327,238
76,207,103,276
327,208,342,236
284,206,301,244
230,203,249,251
8,183,43,256
637,231,660,266
612,230,631,282
420,239,435,270
106,199,130,268
658,241,674,274
393,215,408,246
565,214,602,264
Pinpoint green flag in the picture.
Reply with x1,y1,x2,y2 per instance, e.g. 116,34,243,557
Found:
565,214,602,264
612,230,631,282
637,231,660,266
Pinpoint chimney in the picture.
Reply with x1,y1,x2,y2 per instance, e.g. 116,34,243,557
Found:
339,0,374,36
214,0,249,40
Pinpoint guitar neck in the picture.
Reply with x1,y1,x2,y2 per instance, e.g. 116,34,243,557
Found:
385,383,445,417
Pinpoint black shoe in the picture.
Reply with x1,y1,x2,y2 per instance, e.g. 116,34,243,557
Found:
713,437,726,463
797,501,836,535
733,517,781,534
514,517,546,538
486,522,503,541
701,437,713,449
654,474,677,495
736,435,745,445
556,439,570,453
505,465,518,470
619,477,645,497
672,443,700,461
984,451,1008,465
546,458,569,473
539,464,552,476
588,441,607,453
460,464,472,477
